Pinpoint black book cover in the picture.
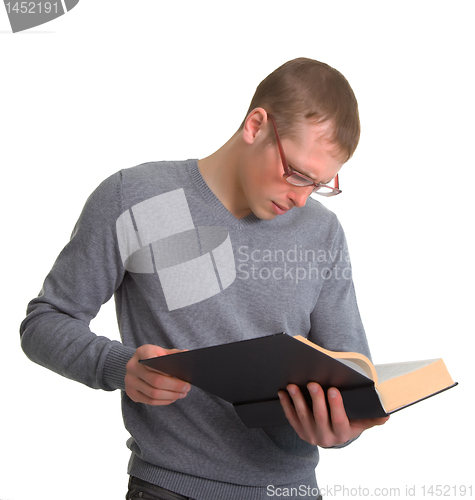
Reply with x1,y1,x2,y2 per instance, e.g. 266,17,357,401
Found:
140,333,387,427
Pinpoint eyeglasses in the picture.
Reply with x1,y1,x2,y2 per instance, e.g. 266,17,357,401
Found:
268,114,342,197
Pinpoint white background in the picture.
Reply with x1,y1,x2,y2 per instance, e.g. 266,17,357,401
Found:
1,1,474,499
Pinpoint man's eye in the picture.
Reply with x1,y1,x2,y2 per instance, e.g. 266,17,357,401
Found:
289,166,302,176
292,171,308,181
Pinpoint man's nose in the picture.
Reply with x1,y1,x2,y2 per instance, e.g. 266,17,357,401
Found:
288,187,313,208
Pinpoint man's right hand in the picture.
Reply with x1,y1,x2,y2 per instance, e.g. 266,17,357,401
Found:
125,344,191,405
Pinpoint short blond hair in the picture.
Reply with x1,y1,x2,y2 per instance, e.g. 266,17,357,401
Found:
240,58,360,162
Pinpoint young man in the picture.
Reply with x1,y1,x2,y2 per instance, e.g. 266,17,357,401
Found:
21,58,388,500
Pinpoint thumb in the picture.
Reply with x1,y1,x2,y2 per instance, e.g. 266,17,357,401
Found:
135,344,170,360
136,344,187,360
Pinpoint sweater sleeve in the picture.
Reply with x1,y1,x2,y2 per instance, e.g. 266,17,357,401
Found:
308,219,372,448
20,172,135,391
309,218,372,360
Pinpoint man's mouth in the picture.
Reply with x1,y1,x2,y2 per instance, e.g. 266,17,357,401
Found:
272,201,290,215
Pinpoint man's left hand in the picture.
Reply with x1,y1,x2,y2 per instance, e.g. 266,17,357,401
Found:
278,382,389,447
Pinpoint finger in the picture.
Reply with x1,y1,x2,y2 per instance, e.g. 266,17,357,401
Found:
129,389,182,406
134,345,187,366
125,363,190,405
308,383,330,429
142,368,191,395
327,387,352,442
132,376,189,405
287,384,315,427
278,390,304,434
282,384,322,444
306,382,339,446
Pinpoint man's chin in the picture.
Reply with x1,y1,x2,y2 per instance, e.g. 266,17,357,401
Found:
254,210,277,220
256,213,277,221
251,205,277,221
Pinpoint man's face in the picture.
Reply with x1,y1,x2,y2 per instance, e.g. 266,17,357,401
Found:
240,120,344,220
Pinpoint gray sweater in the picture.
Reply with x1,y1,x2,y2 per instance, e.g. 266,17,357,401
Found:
20,160,370,499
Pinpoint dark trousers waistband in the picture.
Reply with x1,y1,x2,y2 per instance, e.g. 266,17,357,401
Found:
126,476,192,500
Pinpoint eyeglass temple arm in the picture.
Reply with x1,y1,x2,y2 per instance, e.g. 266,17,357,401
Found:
268,114,291,175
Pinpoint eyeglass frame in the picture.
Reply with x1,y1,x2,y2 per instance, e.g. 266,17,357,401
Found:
267,114,342,197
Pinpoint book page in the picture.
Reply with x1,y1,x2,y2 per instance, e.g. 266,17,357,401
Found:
375,358,454,413
338,359,373,379
375,359,439,384
293,335,377,382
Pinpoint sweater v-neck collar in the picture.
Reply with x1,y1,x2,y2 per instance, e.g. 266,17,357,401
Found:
187,159,265,228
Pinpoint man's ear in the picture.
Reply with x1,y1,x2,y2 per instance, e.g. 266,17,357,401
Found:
242,108,268,145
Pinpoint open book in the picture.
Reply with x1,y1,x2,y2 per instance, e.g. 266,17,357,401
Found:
140,333,457,428
294,335,456,414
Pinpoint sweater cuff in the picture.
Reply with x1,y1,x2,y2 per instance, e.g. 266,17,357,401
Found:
322,436,358,450
102,342,136,391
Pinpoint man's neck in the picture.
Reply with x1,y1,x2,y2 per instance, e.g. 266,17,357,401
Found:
197,133,252,219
